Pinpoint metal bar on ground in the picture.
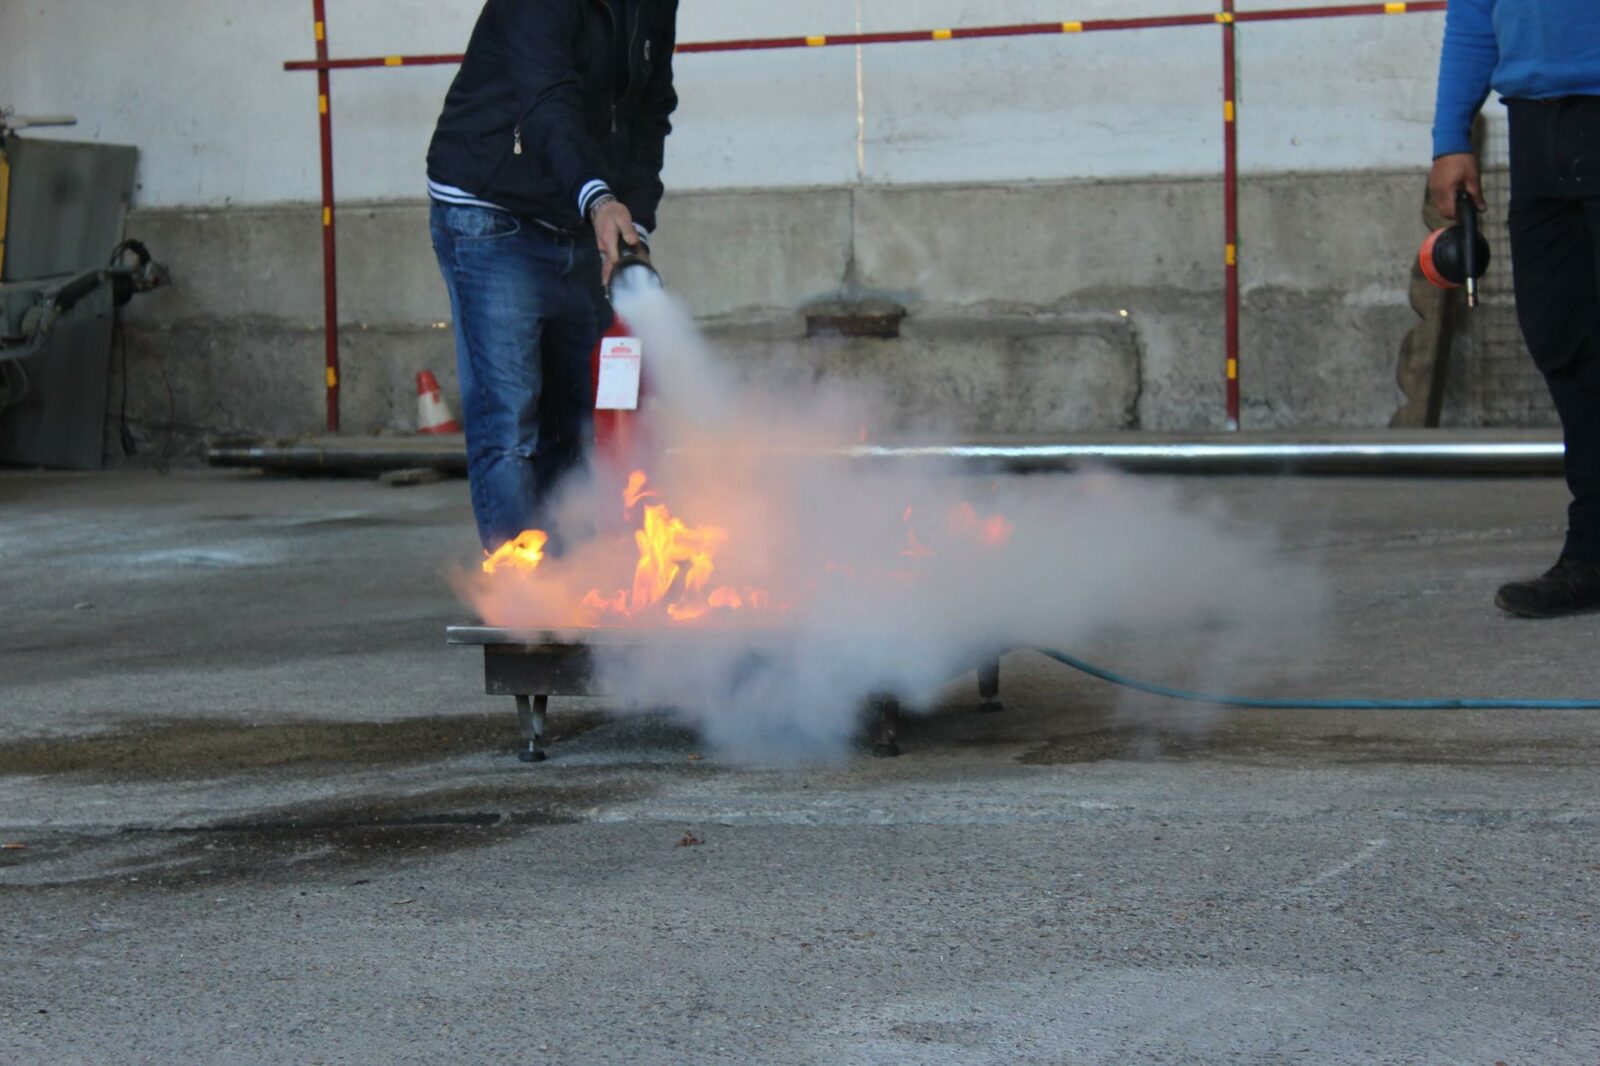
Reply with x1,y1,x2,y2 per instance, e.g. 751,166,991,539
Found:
281,1,1447,71
312,0,340,432
208,435,1566,478
845,441,1564,476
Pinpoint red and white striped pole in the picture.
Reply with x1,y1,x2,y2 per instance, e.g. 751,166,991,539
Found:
1220,0,1241,430
283,3,1447,73
283,0,1450,435
312,0,341,432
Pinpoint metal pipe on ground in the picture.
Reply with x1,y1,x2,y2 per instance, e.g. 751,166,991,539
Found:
207,433,1565,478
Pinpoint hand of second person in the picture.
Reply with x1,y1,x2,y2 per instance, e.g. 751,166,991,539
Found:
1428,153,1487,220
592,199,639,287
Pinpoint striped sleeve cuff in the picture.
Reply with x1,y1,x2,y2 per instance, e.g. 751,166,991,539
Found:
578,179,612,218
633,223,651,247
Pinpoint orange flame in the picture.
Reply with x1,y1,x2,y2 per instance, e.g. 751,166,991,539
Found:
479,475,1015,627
623,470,659,514
949,503,1015,548
482,530,549,575
900,506,935,560
486,472,776,626
636,501,727,620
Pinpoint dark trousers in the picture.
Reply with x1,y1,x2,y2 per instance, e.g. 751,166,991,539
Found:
1507,97,1600,565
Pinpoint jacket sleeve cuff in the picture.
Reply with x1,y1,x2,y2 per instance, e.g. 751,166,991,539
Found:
1432,129,1474,158
578,179,613,218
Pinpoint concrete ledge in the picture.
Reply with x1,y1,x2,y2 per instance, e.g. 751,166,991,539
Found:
114,171,1556,465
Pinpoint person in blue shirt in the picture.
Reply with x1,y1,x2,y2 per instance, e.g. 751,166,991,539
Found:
1430,0,1600,617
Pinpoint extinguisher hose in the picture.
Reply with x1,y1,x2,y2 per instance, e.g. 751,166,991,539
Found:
1035,647,1600,710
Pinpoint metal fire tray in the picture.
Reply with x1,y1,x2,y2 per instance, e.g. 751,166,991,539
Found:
447,625,1005,762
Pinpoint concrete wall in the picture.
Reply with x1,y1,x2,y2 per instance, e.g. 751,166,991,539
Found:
112,167,1547,453
3,1,1465,206
4,2,1552,450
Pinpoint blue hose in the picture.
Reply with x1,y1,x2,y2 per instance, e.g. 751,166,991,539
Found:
1036,648,1600,711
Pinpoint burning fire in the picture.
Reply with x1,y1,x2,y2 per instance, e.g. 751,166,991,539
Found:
479,471,1014,628
482,530,549,575
949,502,1015,549
484,471,776,626
900,507,935,560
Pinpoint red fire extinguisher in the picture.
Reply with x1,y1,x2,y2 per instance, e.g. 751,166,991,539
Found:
590,246,661,526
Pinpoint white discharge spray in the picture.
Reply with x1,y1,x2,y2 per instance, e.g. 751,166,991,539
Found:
459,286,1327,763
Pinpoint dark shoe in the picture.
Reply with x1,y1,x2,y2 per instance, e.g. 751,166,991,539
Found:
1495,556,1600,618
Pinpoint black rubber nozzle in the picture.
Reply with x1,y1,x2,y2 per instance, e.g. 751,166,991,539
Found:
1421,190,1492,292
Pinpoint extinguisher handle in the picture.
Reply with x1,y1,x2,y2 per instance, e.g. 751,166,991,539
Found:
1457,188,1481,307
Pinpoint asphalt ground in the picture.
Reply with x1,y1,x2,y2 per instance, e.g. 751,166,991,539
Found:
2,469,1597,1065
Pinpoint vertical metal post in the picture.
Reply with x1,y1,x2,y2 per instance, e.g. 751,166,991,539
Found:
1220,1,1241,430
312,0,341,432
0,145,10,279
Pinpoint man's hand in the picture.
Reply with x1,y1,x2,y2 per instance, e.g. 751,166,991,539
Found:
1429,153,1487,220
591,198,641,287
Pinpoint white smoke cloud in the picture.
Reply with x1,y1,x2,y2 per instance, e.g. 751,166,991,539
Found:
456,287,1327,763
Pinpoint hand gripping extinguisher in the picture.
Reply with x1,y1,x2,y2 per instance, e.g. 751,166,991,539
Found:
1419,189,1491,308
590,245,663,528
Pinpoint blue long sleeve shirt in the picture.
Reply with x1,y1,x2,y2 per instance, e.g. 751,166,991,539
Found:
1432,0,1600,157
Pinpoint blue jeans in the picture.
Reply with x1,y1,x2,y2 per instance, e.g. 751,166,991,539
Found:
430,202,609,551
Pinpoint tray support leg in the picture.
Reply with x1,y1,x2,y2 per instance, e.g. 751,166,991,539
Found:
870,695,902,758
977,658,1003,714
515,694,550,763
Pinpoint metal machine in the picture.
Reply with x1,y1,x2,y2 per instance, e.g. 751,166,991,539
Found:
0,111,168,468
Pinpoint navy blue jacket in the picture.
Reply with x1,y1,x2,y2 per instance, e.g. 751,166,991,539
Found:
427,0,678,232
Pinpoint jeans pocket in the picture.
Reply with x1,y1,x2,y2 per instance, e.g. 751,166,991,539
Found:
444,204,523,242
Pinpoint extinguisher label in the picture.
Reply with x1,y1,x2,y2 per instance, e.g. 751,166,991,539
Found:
596,336,643,411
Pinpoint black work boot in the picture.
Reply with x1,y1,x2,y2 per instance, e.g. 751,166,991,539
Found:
1495,556,1600,618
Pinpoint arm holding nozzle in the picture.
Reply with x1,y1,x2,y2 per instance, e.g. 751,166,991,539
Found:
1429,153,1486,222
589,194,644,289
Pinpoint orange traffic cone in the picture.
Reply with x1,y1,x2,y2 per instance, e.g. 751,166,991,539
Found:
416,370,462,434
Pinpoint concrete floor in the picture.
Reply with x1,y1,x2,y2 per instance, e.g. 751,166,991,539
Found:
2,469,1599,1065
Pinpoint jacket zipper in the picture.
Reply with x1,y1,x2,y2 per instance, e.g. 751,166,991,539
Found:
519,2,633,149
625,7,641,102
608,0,641,132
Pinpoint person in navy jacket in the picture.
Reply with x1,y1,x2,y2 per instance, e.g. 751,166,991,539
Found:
427,0,678,552
1430,0,1600,616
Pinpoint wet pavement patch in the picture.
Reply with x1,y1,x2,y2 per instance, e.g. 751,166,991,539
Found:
1,782,631,889
0,712,605,781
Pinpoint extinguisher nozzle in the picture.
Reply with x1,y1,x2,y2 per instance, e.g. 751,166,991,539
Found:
608,246,663,305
